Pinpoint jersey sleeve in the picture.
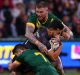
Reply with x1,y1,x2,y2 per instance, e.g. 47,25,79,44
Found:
15,54,24,63
26,14,36,28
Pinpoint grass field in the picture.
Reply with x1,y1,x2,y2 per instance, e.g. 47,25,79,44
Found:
0,71,80,75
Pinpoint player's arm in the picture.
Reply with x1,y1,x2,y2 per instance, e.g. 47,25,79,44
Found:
8,56,17,75
8,60,21,71
47,44,62,60
47,36,62,60
25,23,48,53
61,22,73,40
54,15,73,40
10,71,16,75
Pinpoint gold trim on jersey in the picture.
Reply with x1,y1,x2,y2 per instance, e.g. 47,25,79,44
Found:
26,22,35,29
36,15,48,25
61,22,65,26
50,18,54,23
36,20,41,28
14,60,21,65
42,16,48,24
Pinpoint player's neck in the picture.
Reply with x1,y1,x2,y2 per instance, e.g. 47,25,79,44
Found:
43,15,48,24
39,14,48,24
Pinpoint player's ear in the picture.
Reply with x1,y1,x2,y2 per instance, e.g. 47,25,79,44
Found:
14,53,19,56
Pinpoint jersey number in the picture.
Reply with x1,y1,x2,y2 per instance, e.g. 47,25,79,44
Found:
34,52,47,62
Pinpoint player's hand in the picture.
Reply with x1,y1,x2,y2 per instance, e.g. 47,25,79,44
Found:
41,46,48,54
54,34,60,42
61,31,70,40
37,43,48,54
49,36,62,51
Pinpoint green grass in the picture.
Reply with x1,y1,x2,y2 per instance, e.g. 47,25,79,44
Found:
66,73,80,75
0,71,9,75
0,71,80,75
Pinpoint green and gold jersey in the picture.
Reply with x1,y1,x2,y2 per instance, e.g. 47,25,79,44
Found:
15,49,51,71
27,13,62,31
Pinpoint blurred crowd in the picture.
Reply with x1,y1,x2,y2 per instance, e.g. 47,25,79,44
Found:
0,0,80,39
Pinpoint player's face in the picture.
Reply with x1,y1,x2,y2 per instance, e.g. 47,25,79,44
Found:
36,7,48,21
47,28,62,37
15,49,23,56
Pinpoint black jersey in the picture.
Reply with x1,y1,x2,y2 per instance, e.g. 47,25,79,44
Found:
25,27,51,50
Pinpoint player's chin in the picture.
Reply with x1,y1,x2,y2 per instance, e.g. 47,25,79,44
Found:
38,17,43,20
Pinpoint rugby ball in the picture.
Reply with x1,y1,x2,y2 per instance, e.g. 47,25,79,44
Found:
49,39,59,51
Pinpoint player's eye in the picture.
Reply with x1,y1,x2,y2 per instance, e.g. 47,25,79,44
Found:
39,11,43,13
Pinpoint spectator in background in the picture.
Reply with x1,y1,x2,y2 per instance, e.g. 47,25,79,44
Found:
63,0,77,18
52,0,64,19
48,0,54,13
27,0,36,16
12,0,27,37
0,0,13,10
0,0,4,10
75,1,80,19
0,21,7,38
0,0,13,37
72,17,80,39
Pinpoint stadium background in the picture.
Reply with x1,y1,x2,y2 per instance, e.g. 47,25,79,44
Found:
0,0,80,75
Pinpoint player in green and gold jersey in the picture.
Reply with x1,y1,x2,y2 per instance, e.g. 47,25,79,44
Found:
27,10,58,29
25,0,73,54
8,44,59,75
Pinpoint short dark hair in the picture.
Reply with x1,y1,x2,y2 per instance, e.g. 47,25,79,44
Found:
36,0,49,8
13,44,27,54
48,20,64,30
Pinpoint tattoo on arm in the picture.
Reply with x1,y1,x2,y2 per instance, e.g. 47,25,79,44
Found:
25,25,47,52
27,33,47,52
25,24,36,43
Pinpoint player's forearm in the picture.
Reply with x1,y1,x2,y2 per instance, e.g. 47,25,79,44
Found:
25,32,38,45
47,45,62,60
8,62,14,71
52,45,62,59
25,24,40,46
8,61,19,71
25,31,48,53
25,24,48,53
62,25,73,40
